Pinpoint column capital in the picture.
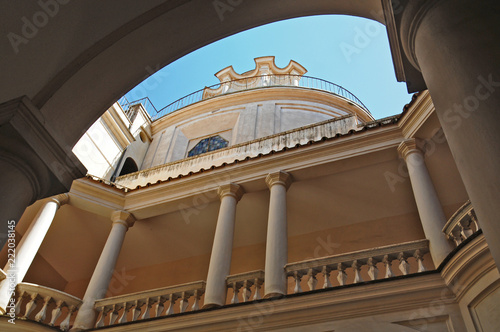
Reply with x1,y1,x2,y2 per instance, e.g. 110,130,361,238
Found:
217,183,244,202
265,171,292,190
50,193,69,207
397,138,423,160
111,210,136,229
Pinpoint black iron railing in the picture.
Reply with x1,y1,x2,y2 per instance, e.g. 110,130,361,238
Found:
120,75,370,121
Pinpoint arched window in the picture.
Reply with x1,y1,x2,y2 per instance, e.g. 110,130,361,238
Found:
188,135,229,157
119,157,138,176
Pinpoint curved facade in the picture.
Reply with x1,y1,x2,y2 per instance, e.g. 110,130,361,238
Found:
141,57,373,170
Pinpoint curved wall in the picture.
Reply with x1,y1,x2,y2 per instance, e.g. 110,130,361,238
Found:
141,87,370,169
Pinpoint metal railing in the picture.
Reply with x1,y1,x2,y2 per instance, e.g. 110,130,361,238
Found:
145,74,369,121
118,96,158,120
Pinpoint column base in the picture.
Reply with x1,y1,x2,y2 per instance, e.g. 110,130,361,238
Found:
263,292,285,299
201,303,222,310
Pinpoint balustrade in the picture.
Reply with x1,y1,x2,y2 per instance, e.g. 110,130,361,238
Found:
285,240,429,294
226,270,264,304
93,281,205,328
442,201,480,246
14,282,82,331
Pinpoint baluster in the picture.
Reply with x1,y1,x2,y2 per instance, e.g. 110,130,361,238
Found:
165,294,177,315
140,298,155,320
95,306,111,328
131,300,143,321
118,302,131,323
450,227,463,246
155,296,166,317
307,268,318,291
337,263,347,286
241,280,252,302
59,305,77,332
469,210,479,231
292,271,303,293
35,295,52,322
352,260,364,283
191,289,202,311
367,258,379,280
230,281,240,304
179,292,189,313
383,255,394,278
49,299,64,326
414,250,426,273
398,253,410,275
322,266,332,288
110,303,123,325
23,293,38,318
459,220,473,239
15,290,26,315
252,278,262,300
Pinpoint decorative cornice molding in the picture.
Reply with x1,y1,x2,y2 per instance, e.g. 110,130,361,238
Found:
111,210,136,229
265,171,292,190
397,138,423,160
398,91,435,138
217,183,244,202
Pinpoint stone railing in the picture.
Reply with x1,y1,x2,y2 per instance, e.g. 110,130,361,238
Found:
285,240,429,294
14,282,82,331
226,270,265,304
94,280,205,328
443,200,480,246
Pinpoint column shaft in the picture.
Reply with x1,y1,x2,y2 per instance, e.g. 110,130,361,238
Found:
71,211,134,331
399,140,453,265
0,194,68,313
264,172,292,298
203,184,243,308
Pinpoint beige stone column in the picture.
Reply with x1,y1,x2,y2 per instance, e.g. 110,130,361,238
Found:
264,171,292,298
203,184,244,308
397,0,500,268
71,211,135,331
0,194,69,314
398,139,454,265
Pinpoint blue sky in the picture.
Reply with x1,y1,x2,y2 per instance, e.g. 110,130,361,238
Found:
124,15,412,120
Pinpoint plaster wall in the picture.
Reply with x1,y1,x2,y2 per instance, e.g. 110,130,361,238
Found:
141,98,351,170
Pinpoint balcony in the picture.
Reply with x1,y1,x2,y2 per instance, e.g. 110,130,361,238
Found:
89,240,430,329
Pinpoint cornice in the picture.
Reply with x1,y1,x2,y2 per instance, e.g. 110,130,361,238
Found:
69,178,126,218
101,108,135,149
121,122,403,219
440,234,496,301
398,90,435,138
